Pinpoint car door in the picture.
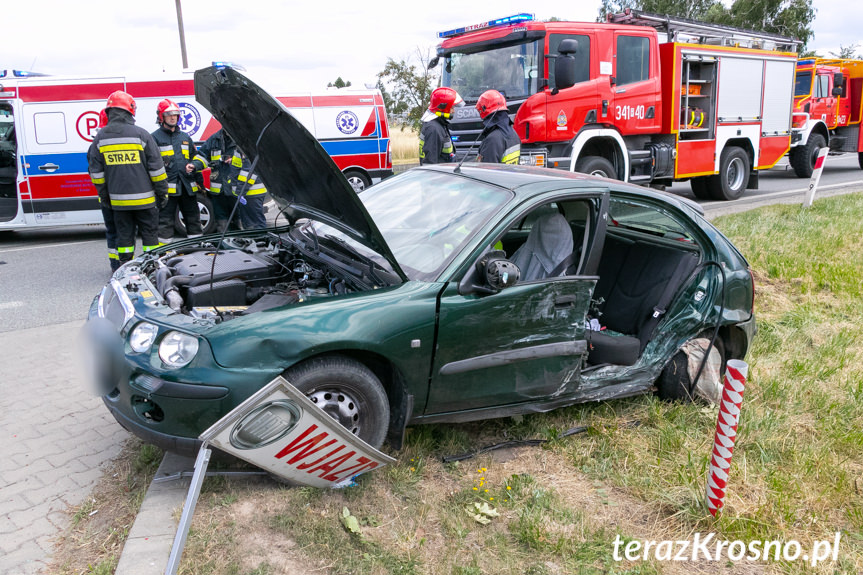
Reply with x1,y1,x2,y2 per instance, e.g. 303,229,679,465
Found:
424,193,609,414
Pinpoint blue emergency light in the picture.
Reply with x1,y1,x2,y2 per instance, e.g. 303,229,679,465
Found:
212,61,247,71
438,13,534,38
0,70,48,78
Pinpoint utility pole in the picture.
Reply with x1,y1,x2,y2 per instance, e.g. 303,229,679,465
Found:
175,0,189,69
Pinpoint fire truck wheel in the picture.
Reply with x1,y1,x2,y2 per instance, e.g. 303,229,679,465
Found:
344,170,371,193
857,152,863,170
175,194,215,236
282,354,390,449
708,147,749,201
575,156,617,179
790,133,826,178
690,177,711,200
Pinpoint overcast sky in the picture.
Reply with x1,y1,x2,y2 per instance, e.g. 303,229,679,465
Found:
4,0,860,92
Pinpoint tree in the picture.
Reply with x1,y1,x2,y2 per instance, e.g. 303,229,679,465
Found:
376,47,438,131
327,77,352,88
830,43,861,59
597,0,815,50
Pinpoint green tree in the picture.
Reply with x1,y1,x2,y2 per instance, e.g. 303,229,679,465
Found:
377,47,438,130
829,43,861,59
327,77,352,88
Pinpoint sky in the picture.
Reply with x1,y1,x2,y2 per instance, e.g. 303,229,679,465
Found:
4,0,861,92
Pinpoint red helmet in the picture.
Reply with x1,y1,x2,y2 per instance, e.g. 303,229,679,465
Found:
105,90,136,116
476,90,507,119
157,99,181,123
428,87,464,118
98,109,108,128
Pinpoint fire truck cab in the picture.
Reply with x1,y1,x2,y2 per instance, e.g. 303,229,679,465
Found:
433,10,799,200
0,70,392,233
790,58,863,177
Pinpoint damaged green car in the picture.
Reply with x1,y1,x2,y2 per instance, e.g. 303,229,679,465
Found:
87,66,755,456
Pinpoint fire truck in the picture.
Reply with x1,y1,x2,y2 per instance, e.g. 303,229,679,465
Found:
431,10,800,200
789,58,863,177
0,70,392,233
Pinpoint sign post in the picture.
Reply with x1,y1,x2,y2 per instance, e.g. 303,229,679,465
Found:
802,147,829,208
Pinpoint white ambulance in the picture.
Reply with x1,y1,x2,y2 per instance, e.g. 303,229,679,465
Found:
0,70,392,234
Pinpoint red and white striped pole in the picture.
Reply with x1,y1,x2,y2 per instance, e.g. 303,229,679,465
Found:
803,146,829,208
706,359,749,517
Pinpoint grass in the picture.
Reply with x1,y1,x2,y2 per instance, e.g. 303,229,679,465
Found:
390,125,419,164
57,193,863,574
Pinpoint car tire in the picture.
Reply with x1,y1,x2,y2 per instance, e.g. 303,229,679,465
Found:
344,170,371,193
656,334,726,402
175,194,215,236
790,133,826,178
575,156,617,179
707,147,749,201
690,176,711,200
282,355,389,449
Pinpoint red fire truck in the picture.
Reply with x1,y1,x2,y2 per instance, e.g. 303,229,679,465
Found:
432,10,800,200
789,58,863,177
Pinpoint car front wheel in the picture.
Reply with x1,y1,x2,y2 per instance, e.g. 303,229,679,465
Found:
282,355,390,448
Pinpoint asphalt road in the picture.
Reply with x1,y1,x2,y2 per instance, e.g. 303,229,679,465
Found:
1,155,861,333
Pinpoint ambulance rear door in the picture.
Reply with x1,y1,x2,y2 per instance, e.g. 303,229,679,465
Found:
17,77,124,226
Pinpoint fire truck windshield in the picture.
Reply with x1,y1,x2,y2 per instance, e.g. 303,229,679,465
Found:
441,40,541,102
794,70,813,97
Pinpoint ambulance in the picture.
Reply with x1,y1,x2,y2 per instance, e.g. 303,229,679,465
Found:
0,69,392,234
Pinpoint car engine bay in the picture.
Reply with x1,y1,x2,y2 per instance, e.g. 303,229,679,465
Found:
140,232,382,321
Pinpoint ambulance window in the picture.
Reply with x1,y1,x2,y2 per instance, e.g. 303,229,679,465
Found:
548,34,590,90
616,36,650,86
34,112,67,145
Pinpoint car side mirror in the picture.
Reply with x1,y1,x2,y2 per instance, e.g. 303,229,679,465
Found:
832,86,844,97
427,56,440,70
472,250,520,294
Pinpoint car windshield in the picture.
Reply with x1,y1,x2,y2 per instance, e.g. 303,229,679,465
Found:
794,70,813,97
312,170,511,282
442,40,541,101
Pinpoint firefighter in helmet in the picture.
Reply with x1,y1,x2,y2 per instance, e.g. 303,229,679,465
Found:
475,90,520,164
87,92,167,270
419,87,464,164
151,99,208,245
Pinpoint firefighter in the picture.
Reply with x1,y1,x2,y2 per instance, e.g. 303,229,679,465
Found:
151,99,208,244
95,109,119,271
475,90,521,164
230,149,268,230
192,128,241,233
87,92,167,268
419,87,463,164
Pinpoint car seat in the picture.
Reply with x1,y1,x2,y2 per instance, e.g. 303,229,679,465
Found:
510,212,574,282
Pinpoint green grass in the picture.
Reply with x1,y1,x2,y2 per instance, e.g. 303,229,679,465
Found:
175,194,863,574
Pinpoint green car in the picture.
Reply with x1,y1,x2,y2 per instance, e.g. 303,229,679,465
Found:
87,66,755,456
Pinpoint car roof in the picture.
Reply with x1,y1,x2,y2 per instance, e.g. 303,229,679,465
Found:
414,163,704,215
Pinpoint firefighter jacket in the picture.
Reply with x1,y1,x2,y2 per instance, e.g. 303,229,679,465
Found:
87,110,168,211
192,129,242,195
477,110,521,165
228,150,267,198
151,125,208,196
419,116,455,164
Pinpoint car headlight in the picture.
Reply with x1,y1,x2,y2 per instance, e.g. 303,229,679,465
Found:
158,331,199,368
129,322,159,353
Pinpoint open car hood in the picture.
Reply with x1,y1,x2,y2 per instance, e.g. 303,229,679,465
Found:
194,66,406,282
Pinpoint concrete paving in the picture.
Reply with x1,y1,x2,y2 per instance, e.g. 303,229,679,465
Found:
0,320,129,575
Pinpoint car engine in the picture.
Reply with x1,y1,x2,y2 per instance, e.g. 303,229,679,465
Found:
142,234,355,320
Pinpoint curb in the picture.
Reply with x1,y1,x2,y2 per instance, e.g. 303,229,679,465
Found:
115,453,195,575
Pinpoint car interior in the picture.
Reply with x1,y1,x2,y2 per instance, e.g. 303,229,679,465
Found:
499,196,702,368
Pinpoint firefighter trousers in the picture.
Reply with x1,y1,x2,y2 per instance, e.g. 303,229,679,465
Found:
158,193,203,244
115,207,159,263
239,194,267,230
100,204,119,272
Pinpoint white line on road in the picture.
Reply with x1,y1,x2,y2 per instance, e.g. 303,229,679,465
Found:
700,180,863,206
0,301,24,309
0,239,104,254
